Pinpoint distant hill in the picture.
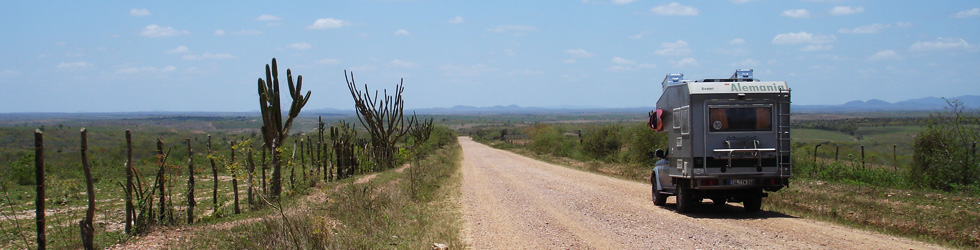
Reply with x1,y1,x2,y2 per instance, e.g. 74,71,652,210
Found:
793,95,980,113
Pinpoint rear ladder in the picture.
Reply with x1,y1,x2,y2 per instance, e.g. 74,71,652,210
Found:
776,89,792,183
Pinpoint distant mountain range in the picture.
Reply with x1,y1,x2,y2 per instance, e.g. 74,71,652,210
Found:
3,96,977,118
793,95,980,113
309,95,980,115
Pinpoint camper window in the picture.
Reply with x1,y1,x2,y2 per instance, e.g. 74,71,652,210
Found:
708,106,772,132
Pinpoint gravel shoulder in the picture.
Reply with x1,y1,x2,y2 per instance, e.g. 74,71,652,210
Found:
458,137,946,249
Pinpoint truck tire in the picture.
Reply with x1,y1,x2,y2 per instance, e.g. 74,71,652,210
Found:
676,187,693,213
652,186,667,206
743,192,762,213
651,171,667,206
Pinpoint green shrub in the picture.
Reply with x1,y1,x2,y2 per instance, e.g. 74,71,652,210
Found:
9,153,35,186
911,100,979,191
581,125,621,161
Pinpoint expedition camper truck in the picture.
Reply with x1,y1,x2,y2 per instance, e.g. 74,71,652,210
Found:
648,69,791,213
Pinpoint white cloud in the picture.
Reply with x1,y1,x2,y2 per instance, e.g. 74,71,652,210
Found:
838,23,888,34
307,18,350,29
165,46,189,54
771,32,836,45
316,58,340,65
564,49,594,58
390,59,416,68
675,57,699,67
611,0,637,5
182,53,236,60
654,40,692,56
952,8,980,18
562,59,577,64
611,56,635,64
830,6,864,15
909,37,976,51
55,41,67,46
129,8,150,17
347,65,376,72
287,42,311,50
607,65,631,72
650,2,699,16
491,25,538,33
869,50,900,60
730,0,754,3
800,44,833,51
637,63,657,69
895,22,913,28
116,65,176,74
629,31,651,39
730,38,745,45
213,29,226,36
394,29,410,36
508,69,544,76
731,59,758,67
782,9,811,18
232,30,263,36
440,64,498,77
256,15,281,21
447,16,464,24
0,69,19,78
57,61,92,69
141,24,189,37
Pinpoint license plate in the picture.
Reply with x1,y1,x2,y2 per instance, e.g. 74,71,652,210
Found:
729,179,755,186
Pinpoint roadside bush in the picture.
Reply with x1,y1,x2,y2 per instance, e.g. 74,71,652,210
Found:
527,124,573,157
911,100,980,191
8,153,35,186
620,123,667,166
911,100,979,192
581,125,621,161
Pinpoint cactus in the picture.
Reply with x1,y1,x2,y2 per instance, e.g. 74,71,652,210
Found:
257,58,311,200
330,121,359,179
346,71,409,170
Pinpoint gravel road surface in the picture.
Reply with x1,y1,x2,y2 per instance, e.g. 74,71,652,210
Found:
458,137,944,249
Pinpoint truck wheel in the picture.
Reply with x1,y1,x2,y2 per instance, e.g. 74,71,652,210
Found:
743,194,762,212
651,170,667,206
676,187,693,213
652,186,667,206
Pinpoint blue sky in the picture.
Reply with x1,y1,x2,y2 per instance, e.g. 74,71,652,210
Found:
1,0,978,112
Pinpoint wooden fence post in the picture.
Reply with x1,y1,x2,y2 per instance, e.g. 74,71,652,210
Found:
231,140,240,214
247,148,256,210
261,147,267,195
156,139,166,222
861,145,865,169
80,128,95,250
300,138,306,183
290,141,297,191
893,144,897,171
125,130,134,235
34,129,45,250
813,144,821,163
208,135,218,215
834,145,839,162
186,138,195,224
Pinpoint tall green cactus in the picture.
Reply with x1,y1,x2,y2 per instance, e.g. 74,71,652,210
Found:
257,58,310,200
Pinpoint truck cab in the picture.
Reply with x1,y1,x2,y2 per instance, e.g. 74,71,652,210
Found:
649,69,791,213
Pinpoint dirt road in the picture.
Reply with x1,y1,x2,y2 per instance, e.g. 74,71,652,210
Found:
458,137,944,249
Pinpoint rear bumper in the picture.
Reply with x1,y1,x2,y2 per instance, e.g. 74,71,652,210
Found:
687,176,790,191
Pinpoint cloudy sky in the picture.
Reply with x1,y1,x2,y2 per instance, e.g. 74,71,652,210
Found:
1,1,978,112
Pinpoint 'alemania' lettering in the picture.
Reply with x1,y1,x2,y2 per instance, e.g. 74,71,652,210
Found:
731,83,785,92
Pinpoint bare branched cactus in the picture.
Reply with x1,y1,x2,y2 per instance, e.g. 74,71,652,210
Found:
330,121,359,179
346,71,409,170
257,58,311,200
